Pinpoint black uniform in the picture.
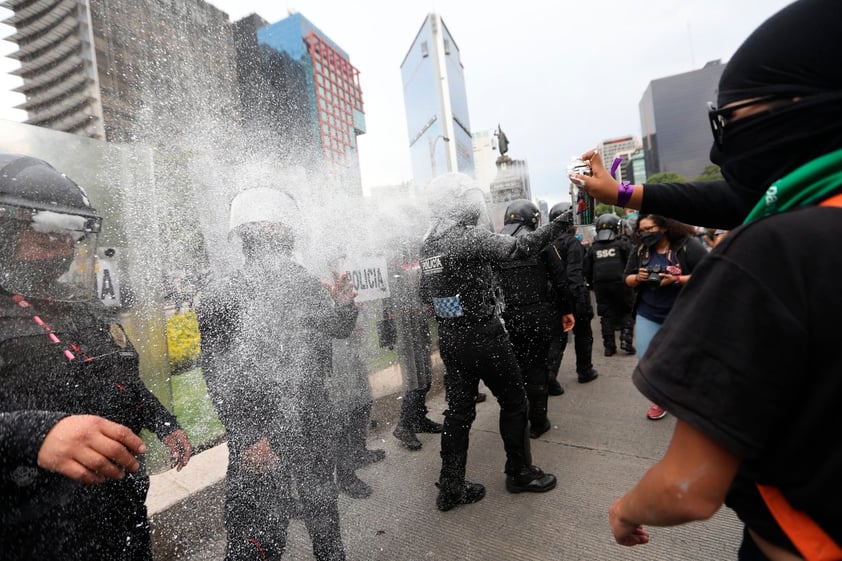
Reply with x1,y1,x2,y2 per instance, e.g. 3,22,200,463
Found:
0,295,180,561
546,234,597,383
498,229,572,437
420,216,565,495
587,236,635,354
198,256,358,561
385,237,435,428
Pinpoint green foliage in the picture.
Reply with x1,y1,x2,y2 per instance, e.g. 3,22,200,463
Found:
645,171,688,183
166,311,201,374
141,368,226,474
171,368,225,448
695,164,723,181
595,204,624,218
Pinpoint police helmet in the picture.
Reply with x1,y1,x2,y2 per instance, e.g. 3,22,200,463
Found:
595,214,621,241
548,202,574,233
549,201,572,222
425,172,492,231
229,187,299,256
501,199,540,235
0,153,102,302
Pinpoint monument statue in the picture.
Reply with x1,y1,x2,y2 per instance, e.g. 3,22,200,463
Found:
496,124,509,156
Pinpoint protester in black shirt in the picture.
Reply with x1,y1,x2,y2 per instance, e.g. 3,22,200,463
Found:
575,1,842,557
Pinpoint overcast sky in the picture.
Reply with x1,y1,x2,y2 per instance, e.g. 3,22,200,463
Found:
1,0,794,205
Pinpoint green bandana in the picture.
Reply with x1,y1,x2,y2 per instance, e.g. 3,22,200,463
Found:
743,147,842,224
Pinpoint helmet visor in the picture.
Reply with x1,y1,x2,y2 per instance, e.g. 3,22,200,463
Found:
0,207,99,302
596,228,615,241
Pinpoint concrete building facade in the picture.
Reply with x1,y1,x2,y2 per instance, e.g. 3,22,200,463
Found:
2,0,238,144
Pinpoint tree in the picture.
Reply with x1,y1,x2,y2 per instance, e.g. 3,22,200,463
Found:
695,164,723,181
645,171,687,183
595,203,624,218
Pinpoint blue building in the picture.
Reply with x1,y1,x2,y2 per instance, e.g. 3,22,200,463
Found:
233,12,366,191
400,13,475,186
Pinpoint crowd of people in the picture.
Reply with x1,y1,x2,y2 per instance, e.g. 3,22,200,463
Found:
2,0,840,559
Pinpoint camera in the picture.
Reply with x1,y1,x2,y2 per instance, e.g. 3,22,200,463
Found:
643,265,665,284
567,157,592,177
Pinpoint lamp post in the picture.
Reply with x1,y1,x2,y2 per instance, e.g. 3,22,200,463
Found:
429,134,450,177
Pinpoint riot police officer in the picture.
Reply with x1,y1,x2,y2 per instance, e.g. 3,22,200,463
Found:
0,153,192,561
498,200,575,439
420,173,564,512
546,202,598,395
588,214,636,356
198,187,357,561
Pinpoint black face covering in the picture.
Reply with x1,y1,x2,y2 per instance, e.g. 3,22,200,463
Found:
710,0,842,206
710,95,842,195
640,232,663,249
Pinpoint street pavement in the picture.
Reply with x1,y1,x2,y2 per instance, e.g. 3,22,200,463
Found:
149,314,743,560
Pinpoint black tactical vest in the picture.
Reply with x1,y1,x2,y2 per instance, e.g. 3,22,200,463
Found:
420,227,500,321
591,239,628,284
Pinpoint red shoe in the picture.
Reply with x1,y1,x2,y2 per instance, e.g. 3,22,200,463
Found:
646,404,667,420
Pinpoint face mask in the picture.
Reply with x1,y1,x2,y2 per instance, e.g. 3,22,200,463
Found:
709,95,842,199
640,232,663,248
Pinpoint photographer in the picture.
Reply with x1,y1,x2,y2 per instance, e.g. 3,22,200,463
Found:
624,214,706,420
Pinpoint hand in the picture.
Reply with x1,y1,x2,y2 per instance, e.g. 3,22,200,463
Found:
568,149,622,205
163,428,192,471
561,313,575,332
321,270,357,305
609,498,650,546
37,415,147,485
636,268,651,284
241,437,279,474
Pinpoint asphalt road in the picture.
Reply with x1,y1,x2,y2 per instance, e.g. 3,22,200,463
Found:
153,314,743,561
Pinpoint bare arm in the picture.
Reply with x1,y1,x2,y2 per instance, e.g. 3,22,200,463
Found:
609,419,741,546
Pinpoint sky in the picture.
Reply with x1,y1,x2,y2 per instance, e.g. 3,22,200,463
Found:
0,0,795,206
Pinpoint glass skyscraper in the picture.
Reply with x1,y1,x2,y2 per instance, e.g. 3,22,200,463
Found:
400,13,475,186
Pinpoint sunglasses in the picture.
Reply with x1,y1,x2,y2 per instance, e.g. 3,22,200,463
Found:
707,95,801,147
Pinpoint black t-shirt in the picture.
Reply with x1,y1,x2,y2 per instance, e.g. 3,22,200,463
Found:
632,205,842,549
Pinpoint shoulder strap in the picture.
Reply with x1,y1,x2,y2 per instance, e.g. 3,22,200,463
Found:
756,483,842,561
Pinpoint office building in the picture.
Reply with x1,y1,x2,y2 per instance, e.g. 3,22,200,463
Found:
639,60,724,179
2,0,238,143
597,135,641,183
235,12,366,190
400,12,475,186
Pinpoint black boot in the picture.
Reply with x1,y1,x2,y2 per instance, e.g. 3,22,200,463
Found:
529,418,552,439
412,417,443,433
577,368,599,383
353,448,386,468
436,481,486,511
337,469,372,499
601,317,616,356
393,423,422,450
525,379,551,440
505,465,557,493
620,326,636,354
547,379,564,396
